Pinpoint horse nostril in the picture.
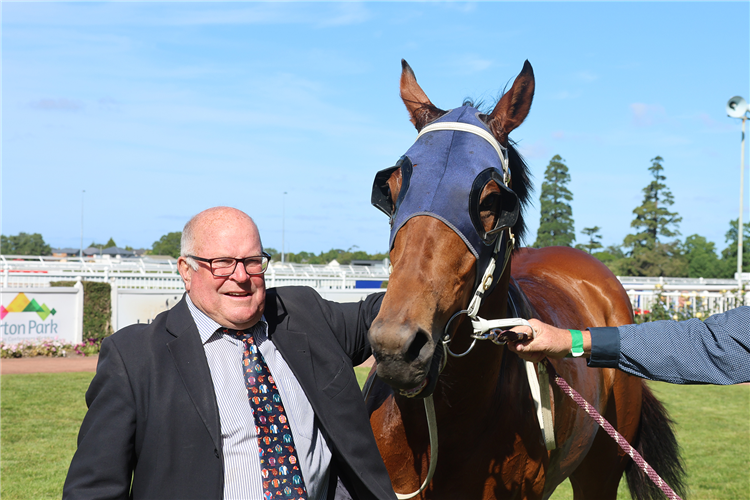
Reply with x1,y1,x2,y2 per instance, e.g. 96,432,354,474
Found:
404,328,431,363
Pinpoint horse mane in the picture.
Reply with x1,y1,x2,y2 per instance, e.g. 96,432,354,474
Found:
505,139,533,250
463,98,534,250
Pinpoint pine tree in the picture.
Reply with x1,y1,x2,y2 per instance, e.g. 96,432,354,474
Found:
576,226,603,254
624,156,682,251
534,155,575,247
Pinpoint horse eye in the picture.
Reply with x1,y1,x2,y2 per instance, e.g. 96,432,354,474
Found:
386,168,404,216
478,183,502,233
479,196,500,232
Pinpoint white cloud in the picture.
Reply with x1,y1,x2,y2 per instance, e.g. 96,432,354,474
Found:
550,89,581,100
464,55,493,73
29,98,84,112
316,3,371,27
517,140,551,160
575,70,598,83
630,102,666,127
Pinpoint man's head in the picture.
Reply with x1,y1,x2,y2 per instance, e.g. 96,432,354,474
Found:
178,207,266,330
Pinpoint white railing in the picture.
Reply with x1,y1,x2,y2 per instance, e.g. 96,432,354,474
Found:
0,255,390,290
618,277,748,317
4,255,748,317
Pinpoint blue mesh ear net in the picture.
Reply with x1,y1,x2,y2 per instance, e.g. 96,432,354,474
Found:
381,106,517,282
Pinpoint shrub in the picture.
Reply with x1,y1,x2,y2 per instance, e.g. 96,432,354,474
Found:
50,281,112,340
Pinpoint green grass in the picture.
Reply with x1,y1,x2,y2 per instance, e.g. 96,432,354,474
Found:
534,382,750,500
2,370,747,499
1,372,94,500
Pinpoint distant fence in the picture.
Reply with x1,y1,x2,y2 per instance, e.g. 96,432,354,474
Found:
3,255,749,342
618,277,749,317
1,255,388,340
0,255,389,290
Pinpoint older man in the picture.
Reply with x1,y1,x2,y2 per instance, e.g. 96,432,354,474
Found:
63,207,396,500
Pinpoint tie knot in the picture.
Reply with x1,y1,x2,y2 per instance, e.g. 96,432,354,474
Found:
223,328,252,341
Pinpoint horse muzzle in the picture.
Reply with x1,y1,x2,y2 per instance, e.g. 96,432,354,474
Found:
368,319,444,398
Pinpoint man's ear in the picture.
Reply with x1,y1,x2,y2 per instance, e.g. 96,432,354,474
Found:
178,257,193,292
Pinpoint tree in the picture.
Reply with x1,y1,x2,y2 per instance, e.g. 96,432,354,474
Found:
0,232,52,255
720,218,750,276
620,241,688,277
576,226,603,254
267,247,388,265
534,155,575,247
683,234,723,278
105,237,117,248
624,156,682,251
593,244,635,276
151,232,182,258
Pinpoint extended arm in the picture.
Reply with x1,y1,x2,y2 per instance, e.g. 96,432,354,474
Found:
507,306,750,385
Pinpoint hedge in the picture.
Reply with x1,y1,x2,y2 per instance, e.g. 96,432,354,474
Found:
50,281,113,340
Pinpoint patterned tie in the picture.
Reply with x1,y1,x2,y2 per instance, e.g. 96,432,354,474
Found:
226,328,309,500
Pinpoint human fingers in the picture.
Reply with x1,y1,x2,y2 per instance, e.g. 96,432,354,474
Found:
506,339,546,363
511,319,571,359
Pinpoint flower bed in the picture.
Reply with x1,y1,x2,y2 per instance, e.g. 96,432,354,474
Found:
0,338,101,358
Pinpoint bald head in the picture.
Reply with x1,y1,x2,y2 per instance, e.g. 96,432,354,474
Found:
177,206,267,329
181,207,262,267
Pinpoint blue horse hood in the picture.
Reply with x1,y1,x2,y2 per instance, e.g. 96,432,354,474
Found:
388,106,514,258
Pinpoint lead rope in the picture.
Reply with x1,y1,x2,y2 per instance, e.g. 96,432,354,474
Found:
542,359,683,500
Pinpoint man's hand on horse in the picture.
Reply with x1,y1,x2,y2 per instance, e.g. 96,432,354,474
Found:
506,319,591,362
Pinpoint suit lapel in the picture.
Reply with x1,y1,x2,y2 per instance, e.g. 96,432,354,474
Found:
265,289,317,394
165,299,221,451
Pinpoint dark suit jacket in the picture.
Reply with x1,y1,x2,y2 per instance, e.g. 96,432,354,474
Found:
63,286,395,500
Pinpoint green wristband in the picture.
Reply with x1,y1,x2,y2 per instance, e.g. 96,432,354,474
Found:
568,329,584,358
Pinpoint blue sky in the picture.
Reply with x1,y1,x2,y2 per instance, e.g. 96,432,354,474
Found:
2,1,749,256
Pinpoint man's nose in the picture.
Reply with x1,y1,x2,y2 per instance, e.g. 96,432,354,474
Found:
230,261,251,281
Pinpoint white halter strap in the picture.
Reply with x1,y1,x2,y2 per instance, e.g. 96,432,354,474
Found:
417,121,510,184
417,122,510,186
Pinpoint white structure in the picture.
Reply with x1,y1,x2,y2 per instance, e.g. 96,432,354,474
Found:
1,255,389,339
0,255,389,290
0,284,84,344
2,254,748,342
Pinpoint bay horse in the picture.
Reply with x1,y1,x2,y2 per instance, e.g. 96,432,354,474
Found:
365,60,685,500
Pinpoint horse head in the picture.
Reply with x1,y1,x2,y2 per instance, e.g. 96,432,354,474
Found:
368,59,535,398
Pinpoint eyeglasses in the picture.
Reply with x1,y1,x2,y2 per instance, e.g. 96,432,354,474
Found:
188,252,271,277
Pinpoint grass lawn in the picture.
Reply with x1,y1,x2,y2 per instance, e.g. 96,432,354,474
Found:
545,382,750,500
1,372,94,500
1,368,747,499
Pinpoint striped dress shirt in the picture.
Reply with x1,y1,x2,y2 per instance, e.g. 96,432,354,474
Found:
186,294,332,500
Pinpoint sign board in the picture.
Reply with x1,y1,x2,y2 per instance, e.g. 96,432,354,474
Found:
0,286,83,344
113,288,184,331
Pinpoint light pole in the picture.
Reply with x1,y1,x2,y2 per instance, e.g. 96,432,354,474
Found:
80,190,85,260
727,96,750,287
282,191,287,263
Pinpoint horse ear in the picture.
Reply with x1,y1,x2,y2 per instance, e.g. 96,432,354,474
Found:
400,59,444,131
488,60,535,145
